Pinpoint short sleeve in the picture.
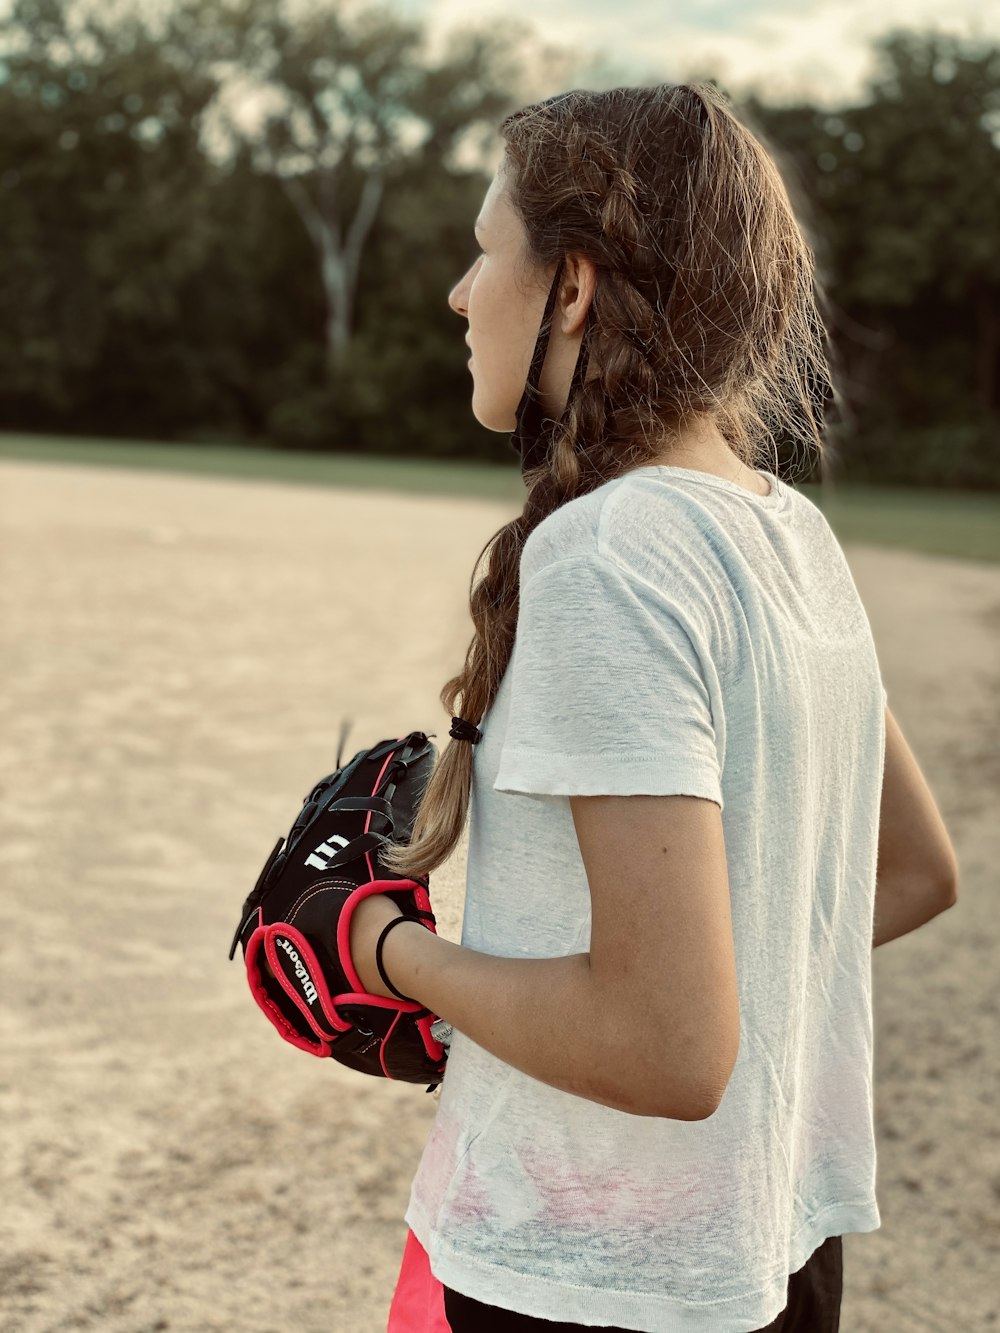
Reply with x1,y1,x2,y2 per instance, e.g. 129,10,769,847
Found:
493,553,724,808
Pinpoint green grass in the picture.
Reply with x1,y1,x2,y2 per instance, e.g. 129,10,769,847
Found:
0,431,525,502
806,481,1000,564
2,431,997,564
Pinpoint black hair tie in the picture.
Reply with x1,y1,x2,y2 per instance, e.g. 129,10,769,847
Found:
449,716,482,744
375,915,422,1003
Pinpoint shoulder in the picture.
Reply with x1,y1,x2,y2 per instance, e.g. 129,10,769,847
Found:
519,480,617,587
520,471,698,588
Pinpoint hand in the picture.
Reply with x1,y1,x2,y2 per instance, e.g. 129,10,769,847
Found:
348,891,418,1000
254,901,401,993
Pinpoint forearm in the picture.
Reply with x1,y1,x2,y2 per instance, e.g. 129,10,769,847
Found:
383,921,706,1120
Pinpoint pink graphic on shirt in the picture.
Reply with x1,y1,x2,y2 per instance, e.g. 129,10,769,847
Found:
464,1138,734,1234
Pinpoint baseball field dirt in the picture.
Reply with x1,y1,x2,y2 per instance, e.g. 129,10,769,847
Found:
1,459,996,1332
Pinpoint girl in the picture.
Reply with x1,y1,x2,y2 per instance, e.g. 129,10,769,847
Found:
349,82,957,1332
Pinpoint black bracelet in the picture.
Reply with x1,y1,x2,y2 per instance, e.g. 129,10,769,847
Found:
375,916,423,1002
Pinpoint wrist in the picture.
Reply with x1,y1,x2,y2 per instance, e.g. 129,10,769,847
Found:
374,916,425,1000
381,917,440,1006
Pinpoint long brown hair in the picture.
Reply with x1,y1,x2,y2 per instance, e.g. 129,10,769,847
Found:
381,81,831,879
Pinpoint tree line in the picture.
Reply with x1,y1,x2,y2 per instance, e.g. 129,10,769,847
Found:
1,0,997,486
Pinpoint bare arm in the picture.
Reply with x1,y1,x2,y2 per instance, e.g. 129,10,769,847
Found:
351,792,741,1122
872,869,957,947
872,705,959,948
355,901,708,1120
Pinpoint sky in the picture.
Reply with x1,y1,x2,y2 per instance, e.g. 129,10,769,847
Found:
395,0,998,108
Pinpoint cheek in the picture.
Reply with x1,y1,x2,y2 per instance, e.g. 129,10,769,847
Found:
467,264,496,331
470,266,528,374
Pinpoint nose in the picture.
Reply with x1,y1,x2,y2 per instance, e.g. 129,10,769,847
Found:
449,256,478,318
448,272,469,318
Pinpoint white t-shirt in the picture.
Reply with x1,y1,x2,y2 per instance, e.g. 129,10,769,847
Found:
405,464,886,1332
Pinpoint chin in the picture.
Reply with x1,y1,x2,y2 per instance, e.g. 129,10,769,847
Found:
470,387,517,434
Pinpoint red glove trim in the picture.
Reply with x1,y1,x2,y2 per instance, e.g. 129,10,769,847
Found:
262,923,352,1036
245,882,447,1076
335,879,435,1009
245,917,336,1057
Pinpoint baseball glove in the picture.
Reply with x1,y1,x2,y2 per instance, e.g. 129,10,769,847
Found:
228,727,450,1092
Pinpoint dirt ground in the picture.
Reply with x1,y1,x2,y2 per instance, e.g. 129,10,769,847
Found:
0,459,996,1333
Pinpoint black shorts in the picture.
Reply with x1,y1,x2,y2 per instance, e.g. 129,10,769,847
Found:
442,1233,843,1333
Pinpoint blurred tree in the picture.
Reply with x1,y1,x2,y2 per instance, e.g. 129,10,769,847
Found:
203,0,520,378
0,0,527,454
745,29,1000,486
0,0,220,426
1,7,997,484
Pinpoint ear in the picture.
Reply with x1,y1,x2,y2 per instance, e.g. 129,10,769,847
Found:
559,254,598,337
